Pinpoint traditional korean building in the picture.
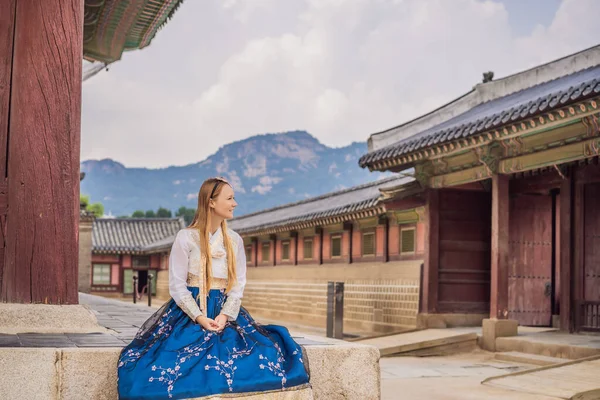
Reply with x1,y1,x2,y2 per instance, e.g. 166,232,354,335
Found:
359,45,600,334
89,218,185,299
228,176,423,334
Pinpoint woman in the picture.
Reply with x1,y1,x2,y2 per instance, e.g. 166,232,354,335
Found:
118,177,311,399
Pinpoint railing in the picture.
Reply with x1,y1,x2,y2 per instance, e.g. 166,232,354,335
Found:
578,301,600,332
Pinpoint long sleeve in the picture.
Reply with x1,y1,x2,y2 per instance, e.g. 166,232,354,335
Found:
169,230,203,321
221,232,247,321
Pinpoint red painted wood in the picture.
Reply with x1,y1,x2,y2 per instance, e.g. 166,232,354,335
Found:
491,175,509,319
584,182,600,303
508,195,553,326
510,171,564,195
437,189,491,314
0,0,15,295
558,177,571,329
1,0,83,304
422,190,440,313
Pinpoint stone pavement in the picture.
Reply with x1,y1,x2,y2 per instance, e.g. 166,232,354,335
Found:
0,293,326,348
380,350,565,400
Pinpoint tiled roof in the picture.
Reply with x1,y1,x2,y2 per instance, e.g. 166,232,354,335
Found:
359,65,600,169
92,218,186,254
228,176,413,234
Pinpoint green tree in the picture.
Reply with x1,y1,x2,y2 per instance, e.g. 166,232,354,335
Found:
87,202,104,218
80,194,90,208
80,194,103,217
145,210,156,218
156,207,172,218
132,210,145,218
176,206,196,225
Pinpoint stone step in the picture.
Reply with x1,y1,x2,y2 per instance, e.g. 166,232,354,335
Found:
494,351,567,366
355,328,479,357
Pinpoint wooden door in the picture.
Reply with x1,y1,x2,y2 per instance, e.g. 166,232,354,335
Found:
508,195,553,326
582,183,600,331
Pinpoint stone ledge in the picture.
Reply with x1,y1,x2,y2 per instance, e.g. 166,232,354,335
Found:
0,336,380,400
0,304,107,334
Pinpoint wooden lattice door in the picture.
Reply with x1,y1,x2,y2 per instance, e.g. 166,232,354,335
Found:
508,195,553,326
581,182,600,331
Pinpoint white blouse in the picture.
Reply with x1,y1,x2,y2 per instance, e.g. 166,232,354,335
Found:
168,227,247,322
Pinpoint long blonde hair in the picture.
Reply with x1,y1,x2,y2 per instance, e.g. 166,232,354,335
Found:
188,178,237,293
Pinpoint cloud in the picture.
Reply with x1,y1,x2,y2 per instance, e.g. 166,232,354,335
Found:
81,0,600,168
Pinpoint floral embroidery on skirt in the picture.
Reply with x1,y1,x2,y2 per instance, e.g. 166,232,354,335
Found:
117,288,310,400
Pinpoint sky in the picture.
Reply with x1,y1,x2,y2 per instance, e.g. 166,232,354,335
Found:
81,0,599,169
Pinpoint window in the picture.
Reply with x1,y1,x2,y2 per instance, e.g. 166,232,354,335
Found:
132,256,150,267
92,264,110,285
362,232,375,256
400,228,416,254
281,241,290,261
261,242,270,262
331,235,342,258
245,245,252,262
303,238,313,260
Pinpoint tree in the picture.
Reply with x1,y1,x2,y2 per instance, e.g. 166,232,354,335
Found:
132,210,145,218
156,207,172,218
145,210,156,218
87,202,104,218
176,206,196,225
80,194,103,217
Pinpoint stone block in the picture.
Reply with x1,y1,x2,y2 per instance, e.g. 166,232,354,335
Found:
0,348,57,400
304,339,380,400
0,304,106,334
482,318,518,351
61,348,121,400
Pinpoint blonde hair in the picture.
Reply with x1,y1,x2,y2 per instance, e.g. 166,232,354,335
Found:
188,178,237,293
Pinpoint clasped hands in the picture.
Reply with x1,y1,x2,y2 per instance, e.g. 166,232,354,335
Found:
195,314,228,332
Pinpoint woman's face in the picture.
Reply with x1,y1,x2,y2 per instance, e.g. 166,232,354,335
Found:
211,184,237,220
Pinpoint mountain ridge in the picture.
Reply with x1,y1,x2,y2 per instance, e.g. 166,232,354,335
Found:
80,131,386,217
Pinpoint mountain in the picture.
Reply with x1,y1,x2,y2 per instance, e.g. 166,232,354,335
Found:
80,131,388,217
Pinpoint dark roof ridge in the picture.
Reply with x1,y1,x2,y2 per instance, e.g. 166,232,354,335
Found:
96,217,184,222
230,175,400,222
371,64,600,154
366,45,600,152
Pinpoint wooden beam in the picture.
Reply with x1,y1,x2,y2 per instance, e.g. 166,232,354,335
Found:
2,0,83,303
500,136,600,174
490,174,509,319
422,190,440,313
559,175,573,331
510,170,564,195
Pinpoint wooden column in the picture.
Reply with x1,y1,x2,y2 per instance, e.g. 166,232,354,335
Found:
422,189,439,313
270,234,277,267
1,0,83,304
490,174,509,319
291,231,298,266
379,215,389,263
559,174,573,331
0,0,15,292
316,227,324,265
343,222,353,264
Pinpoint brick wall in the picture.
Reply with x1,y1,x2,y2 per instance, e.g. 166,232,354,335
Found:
242,261,422,334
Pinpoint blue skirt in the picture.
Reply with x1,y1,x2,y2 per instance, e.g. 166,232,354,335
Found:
118,288,311,399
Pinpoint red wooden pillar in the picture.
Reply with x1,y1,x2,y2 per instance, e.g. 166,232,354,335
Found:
270,234,276,266
0,0,83,304
559,174,572,331
422,189,439,313
490,174,509,319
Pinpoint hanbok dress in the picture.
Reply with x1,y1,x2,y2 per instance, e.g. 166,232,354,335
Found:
118,227,311,400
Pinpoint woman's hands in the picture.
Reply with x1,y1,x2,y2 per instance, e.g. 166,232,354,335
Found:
214,314,228,331
195,314,229,332
195,315,220,331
